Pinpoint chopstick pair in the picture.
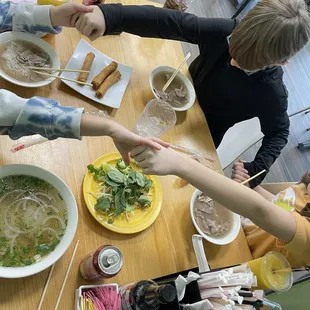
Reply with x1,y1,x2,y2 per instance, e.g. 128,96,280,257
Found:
240,170,266,186
37,240,80,310
32,70,92,87
27,66,90,74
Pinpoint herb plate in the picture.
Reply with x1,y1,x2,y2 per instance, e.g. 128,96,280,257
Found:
83,153,163,234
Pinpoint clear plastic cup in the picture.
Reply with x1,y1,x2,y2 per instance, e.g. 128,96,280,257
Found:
133,99,177,138
247,251,293,292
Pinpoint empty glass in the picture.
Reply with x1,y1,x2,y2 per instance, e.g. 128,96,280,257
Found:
133,99,177,137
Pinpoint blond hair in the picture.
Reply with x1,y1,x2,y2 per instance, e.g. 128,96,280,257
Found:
229,0,310,71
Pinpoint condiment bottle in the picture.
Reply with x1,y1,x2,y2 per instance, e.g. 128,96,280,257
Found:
80,245,123,281
120,280,177,310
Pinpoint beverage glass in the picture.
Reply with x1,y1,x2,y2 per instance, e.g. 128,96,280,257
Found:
133,99,177,138
247,251,293,292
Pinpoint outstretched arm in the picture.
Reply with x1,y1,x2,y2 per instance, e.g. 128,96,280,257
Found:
75,4,235,43
132,146,296,242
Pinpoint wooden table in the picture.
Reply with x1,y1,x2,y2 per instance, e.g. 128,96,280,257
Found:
0,1,252,309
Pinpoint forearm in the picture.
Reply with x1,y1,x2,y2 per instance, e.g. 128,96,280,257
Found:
177,157,295,241
0,2,60,35
100,4,200,44
80,114,119,137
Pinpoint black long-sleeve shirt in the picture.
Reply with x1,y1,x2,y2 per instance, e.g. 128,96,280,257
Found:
99,4,290,187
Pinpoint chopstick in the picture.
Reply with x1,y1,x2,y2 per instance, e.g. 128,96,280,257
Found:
37,264,55,310
162,52,191,92
241,170,266,185
27,66,90,73
32,70,92,87
55,240,80,310
170,143,215,162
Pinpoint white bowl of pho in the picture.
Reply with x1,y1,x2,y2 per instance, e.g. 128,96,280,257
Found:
0,32,60,88
0,165,78,278
190,189,240,245
150,65,196,111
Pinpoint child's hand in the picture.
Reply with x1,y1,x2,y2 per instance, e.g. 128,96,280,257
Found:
231,159,250,184
131,147,184,176
74,6,106,41
50,3,93,28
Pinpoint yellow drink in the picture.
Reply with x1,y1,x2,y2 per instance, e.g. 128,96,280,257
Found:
37,0,69,6
247,251,293,292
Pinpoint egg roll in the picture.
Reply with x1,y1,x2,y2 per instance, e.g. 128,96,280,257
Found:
92,61,118,90
77,52,95,85
95,70,122,99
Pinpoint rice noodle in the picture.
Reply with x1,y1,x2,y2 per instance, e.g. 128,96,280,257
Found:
38,228,60,240
10,234,18,255
42,215,65,229
36,192,56,203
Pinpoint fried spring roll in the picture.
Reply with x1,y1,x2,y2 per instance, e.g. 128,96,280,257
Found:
77,52,95,85
96,70,122,99
92,61,118,90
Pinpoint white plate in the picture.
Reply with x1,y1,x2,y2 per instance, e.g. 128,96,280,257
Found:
0,32,60,88
190,189,241,245
61,40,133,109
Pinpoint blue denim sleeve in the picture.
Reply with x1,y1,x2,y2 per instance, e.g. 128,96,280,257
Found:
0,1,61,35
9,97,84,140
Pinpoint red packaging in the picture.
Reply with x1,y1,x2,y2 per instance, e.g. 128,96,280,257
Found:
82,0,103,5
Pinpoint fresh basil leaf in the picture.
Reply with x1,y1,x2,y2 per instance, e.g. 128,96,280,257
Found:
103,175,121,188
138,195,151,207
107,170,126,184
135,172,145,187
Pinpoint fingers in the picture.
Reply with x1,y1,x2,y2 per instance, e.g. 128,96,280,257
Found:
72,3,94,13
75,15,84,31
83,24,95,37
70,12,80,27
133,151,148,163
121,152,130,166
142,168,153,175
131,146,147,157
89,30,101,41
150,138,170,148
140,137,162,150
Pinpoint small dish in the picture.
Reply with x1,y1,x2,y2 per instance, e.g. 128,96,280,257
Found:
190,189,241,245
61,40,133,109
149,65,196,112
0,32,60,88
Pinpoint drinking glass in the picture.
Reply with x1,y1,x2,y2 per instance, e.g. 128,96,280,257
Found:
133,99,177,138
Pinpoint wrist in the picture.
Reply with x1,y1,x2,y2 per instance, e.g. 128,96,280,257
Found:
49,6,58,26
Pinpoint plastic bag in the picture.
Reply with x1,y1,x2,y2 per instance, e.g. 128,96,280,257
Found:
163,0,196,11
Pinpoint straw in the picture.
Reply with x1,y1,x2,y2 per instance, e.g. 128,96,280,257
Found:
37,264,55,310
241,170,266,185
11,136,48,153
162,52,191,92
170,143,215,162
27,66,90,73
33,70,92,86
55,240,80,310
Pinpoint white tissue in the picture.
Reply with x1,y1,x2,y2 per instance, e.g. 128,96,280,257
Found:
175,271,200,301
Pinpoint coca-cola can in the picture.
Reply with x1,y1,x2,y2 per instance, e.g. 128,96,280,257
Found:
80,245,123,281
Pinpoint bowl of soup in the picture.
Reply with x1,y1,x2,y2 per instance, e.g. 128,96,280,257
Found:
150,66,196,111
0,164,78,278
190,189,240,245
0,32,60,88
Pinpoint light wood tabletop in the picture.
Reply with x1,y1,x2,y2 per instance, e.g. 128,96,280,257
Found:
0,0,252,309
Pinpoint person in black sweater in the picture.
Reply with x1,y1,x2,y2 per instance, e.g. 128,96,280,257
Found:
73,0,310,187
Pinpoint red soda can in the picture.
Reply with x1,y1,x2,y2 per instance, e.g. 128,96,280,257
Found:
80,245,123,281
82,0,103,6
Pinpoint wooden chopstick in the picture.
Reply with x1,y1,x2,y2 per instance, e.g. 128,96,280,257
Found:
241,169,266,185
33,70,92,87
162,52,191,92
27,66,90,73
54,240,80,310
37,264,55,310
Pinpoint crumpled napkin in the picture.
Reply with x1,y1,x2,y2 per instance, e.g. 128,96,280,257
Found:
175,271,200,301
